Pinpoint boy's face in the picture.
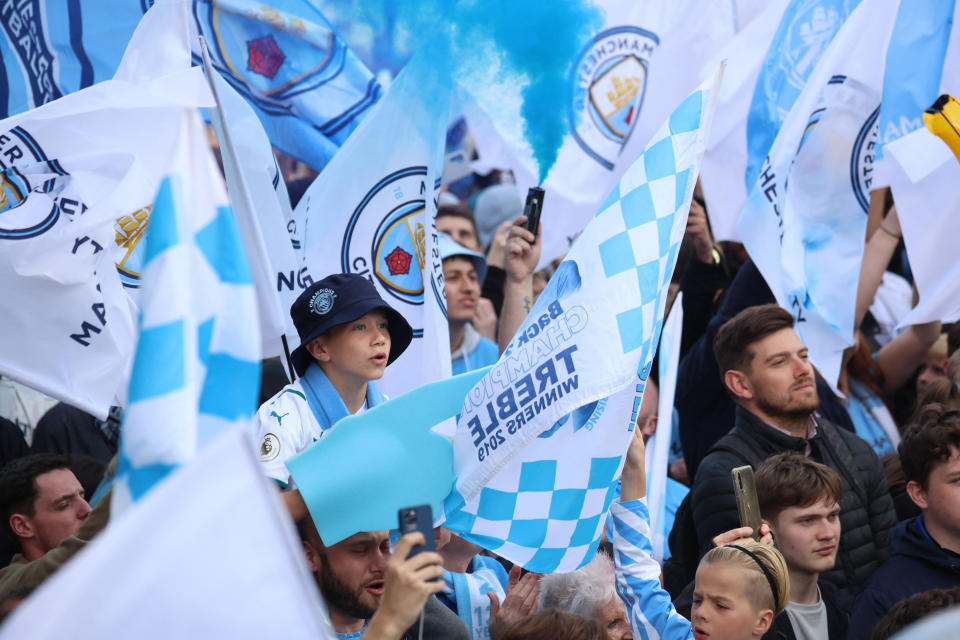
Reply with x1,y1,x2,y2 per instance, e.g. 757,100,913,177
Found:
908,446,960,542
768,498,840,577
309,310,391,383
443,256,480,324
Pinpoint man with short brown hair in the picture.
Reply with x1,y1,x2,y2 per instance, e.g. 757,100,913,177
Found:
689,304,895,606
756,452,848,639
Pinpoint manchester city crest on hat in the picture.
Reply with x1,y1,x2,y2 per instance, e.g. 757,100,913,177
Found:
309,288,336,315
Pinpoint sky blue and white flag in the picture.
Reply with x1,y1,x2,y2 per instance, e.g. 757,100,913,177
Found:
737,0,900,390
441,67,722,573
0,0,214,419
0,0,144,118
698,0,789,241
201,39,310,364
294,52,451,401
192,0,381,171
112,108,261,514
466,0,746,264
744,0,863,189
887,16,960,326
873,0,956,178
0,428,336,639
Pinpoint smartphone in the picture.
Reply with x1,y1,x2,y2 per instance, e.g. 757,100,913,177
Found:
397,504,435,559
523,187,545,238
731,466,762,540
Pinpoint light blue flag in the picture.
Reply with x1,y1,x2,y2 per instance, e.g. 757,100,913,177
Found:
875,0,955,164
441,67,722,574
113,110,261,513
745,0,862,188
0,0,145,118
0,1,379,171
192,0,382,170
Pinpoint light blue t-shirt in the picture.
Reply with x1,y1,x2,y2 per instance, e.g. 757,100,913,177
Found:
452,324,499,375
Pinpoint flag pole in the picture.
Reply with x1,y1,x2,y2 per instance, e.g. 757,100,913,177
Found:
281,333,296,382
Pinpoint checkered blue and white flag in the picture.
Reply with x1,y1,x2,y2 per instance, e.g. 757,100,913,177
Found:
112,110,261,514
441,67,722,573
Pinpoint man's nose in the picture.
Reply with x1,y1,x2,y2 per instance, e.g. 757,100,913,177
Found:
78,498,92,519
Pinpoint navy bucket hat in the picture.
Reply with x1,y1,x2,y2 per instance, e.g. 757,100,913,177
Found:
290,273,413,377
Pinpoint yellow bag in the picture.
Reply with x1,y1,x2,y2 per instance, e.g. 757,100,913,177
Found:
923,94,960,162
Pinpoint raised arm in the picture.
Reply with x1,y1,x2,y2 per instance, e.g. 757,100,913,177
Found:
611,430,694,640
497,217,541,355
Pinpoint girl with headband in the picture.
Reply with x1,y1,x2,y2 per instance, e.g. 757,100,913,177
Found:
610,428,790,640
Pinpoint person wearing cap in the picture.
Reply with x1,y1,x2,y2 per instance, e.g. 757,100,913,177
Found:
254,274,412,509
439,233,499,375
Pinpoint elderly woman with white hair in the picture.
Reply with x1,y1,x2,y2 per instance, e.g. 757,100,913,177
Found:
539,550,633,640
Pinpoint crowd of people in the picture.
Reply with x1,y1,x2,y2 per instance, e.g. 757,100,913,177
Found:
0,172,958,640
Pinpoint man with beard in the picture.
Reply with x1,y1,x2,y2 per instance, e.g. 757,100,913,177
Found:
689,304,895,607
298,516,469,639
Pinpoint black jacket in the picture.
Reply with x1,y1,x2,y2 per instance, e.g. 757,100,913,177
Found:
690,407,896,606
847,516,960,640
764,580,848,640
675,259,854,479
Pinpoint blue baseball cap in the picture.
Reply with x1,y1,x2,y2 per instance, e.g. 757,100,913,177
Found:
437,233,487,283
289,273,413,377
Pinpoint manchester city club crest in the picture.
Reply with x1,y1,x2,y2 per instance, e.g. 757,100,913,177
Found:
309,287,336,315
114,205,151,288
570,26,659,170
341,167,443,337
851,106,879,212
0,126,70,240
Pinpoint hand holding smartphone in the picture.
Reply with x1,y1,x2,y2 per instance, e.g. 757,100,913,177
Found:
397,504,435,559
731,466,762,540
523,187,545,239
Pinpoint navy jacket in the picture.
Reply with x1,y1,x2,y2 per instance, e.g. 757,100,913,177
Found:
847,516,960,640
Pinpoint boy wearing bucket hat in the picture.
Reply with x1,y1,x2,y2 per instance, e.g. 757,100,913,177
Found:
254,273,413,492
439,233,499,375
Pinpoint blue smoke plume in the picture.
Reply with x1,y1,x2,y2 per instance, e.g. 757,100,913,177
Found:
324,0,605,184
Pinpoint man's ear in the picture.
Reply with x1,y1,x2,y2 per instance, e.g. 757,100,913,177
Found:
306,337,329,363
302,540,322,573
9,513,33,539
753,609,774,637
905,480,929,510
724,369,753,400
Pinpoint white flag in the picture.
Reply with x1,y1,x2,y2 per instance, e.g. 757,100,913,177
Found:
736,0,900,390
466,0,744,263
200,41,311,365
294,53,451,398
0,428,335,639
0,0,212,418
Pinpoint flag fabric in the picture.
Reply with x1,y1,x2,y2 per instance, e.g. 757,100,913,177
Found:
0,0,145,118
697,0,790,241
192,0,381,171
0,0,214,419
644,292,682,563
293,52,451,400
744,0,864,189
874,0,956,169
112,107,261,513
736,0,900,390
465,0,745,264
0,428,336,639
887,21,960,326
201,40,310,363
441,68,722,573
